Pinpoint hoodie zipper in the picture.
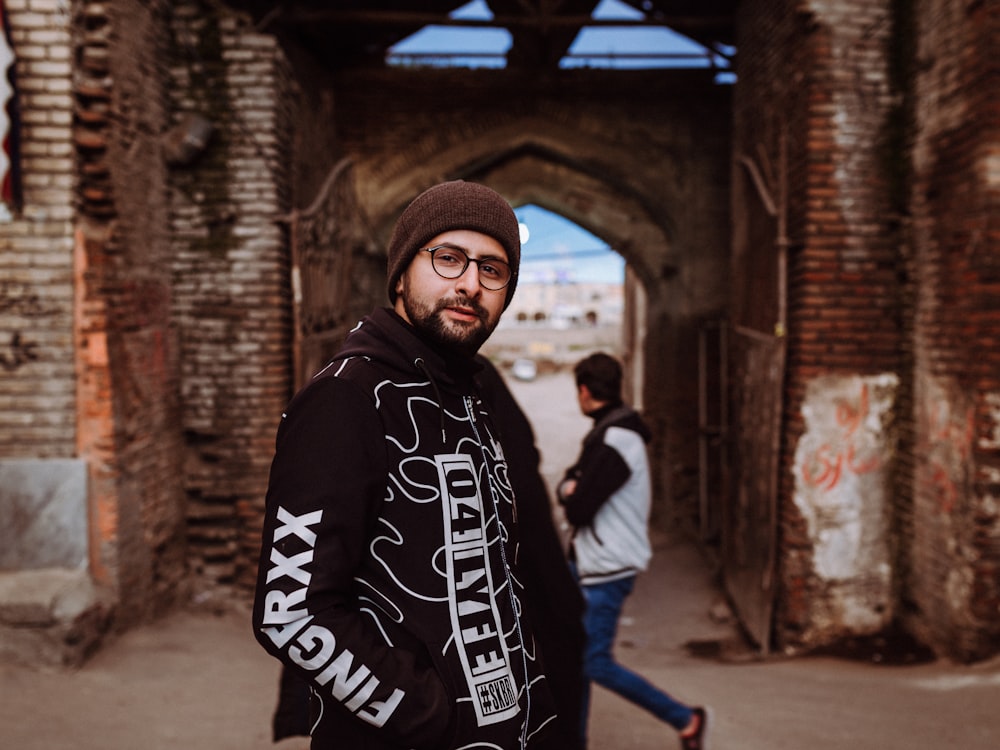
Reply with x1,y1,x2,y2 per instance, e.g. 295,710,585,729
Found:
413,357,448,443
464,395,531,750
414,356,532,747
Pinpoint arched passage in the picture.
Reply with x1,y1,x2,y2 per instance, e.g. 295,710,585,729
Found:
336,72,731,526
488,203,630,394
364,135,677,290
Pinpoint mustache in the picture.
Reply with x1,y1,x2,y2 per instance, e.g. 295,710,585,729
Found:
434,296,488,322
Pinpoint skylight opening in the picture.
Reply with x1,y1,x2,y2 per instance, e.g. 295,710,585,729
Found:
385,0,734,81
386,0,511,69
560,26,727,71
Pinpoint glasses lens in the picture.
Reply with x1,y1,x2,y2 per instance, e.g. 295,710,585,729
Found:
430,247,467,278
428,246,511,290
476,258,511,290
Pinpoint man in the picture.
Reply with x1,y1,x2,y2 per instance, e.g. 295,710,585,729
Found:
253,181,557,750
558,352,710,750
268,355,587,750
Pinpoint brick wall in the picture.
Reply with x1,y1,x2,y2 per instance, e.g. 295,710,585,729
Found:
72,0,186,623
0,0,76,458
733,0,999,661
1,0,189,625
735,0,905,652
909,0,1000,660
784,0,904,648
168,3,295,593
729,1,814,650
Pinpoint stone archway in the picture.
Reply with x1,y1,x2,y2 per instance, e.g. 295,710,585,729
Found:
304,66,732,527
351,119,727,525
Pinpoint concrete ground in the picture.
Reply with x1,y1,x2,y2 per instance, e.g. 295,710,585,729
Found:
2,369,998,749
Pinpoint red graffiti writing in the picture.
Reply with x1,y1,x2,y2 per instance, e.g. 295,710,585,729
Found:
923,399,974,514
802,383,882,491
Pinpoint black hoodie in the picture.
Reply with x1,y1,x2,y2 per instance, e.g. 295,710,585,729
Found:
253,307,556,750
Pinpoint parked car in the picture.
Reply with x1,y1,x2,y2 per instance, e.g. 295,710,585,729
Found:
511,358,538,381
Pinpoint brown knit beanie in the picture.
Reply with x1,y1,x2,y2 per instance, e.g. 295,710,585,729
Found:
386,180,521,309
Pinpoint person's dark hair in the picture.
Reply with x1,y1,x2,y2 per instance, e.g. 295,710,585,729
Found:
573,352,622,404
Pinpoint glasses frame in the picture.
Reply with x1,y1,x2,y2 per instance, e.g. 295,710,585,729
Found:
420,244,513,291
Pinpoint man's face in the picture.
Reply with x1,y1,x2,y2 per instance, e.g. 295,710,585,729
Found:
576,383,599,415
394,229,509,355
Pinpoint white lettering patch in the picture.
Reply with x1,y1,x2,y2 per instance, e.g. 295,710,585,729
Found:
260,506,404,729
437,455,519,725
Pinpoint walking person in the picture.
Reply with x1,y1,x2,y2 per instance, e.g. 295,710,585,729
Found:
253,180,557,749
558,352,710,750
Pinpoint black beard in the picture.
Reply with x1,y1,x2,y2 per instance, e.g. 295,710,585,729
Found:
401,292,496,356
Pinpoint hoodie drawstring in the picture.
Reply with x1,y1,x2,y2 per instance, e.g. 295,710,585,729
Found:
414,357,447,443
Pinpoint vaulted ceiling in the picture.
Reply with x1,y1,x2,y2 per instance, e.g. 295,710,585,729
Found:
222,1,737,71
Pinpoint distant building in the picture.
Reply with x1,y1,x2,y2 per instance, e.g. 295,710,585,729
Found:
503,279,624,328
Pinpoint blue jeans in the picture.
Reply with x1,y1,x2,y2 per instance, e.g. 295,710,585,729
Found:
579,574,693,741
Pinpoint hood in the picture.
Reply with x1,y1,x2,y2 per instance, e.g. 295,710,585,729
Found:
588,402,652,444
331,307,482,392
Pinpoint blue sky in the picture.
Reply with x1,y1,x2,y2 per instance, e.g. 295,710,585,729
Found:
515,205,624,285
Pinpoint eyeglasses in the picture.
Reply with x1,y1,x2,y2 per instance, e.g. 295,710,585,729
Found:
421,245,513,291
